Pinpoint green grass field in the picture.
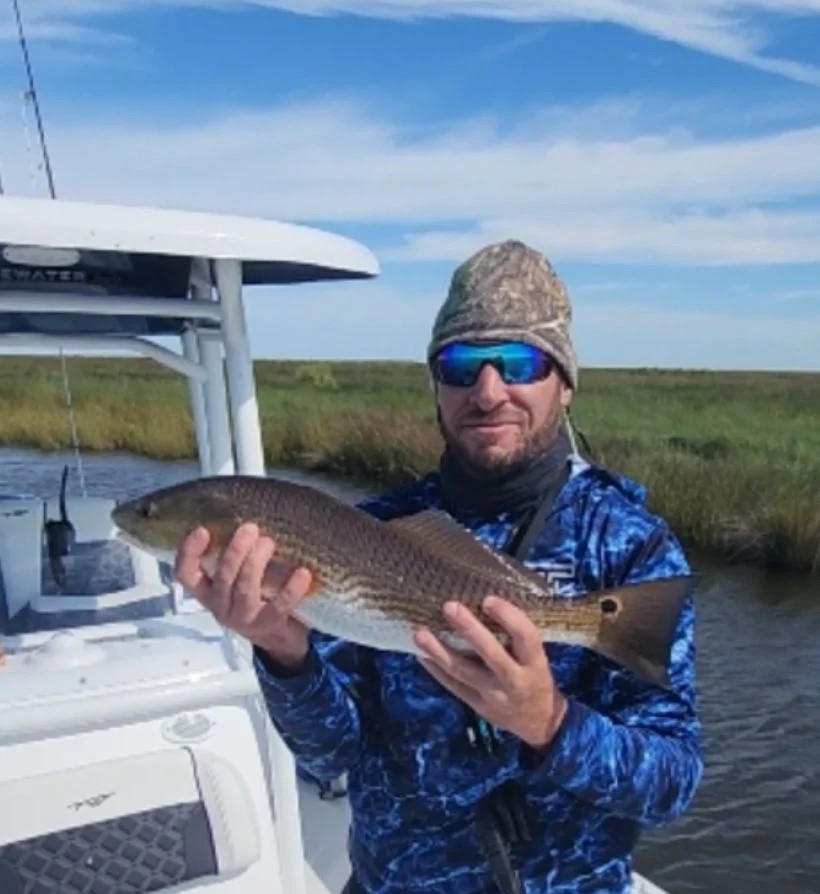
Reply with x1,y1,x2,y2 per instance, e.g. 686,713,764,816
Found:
1,356,817,575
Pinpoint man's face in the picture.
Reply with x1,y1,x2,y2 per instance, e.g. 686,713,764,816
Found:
433,341,572,477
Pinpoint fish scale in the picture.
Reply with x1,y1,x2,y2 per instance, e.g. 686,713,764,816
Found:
220,478,522,627
112,475,693,687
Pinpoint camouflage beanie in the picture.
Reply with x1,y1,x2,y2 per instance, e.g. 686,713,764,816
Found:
427,240,578,389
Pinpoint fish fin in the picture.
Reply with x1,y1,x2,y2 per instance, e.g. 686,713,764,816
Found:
305,572,324,597
590,575,693,688
387,510,532,582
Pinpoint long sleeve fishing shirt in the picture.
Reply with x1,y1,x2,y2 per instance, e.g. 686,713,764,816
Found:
253,458,703,894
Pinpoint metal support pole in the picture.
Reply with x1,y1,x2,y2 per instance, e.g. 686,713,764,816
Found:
214,258,266,476
0,333,206,381
181,327,211,476
213,257,307,894
198,331,234,475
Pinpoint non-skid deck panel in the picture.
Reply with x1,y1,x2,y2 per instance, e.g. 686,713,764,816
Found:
1,533,175,635
0,801,217,894
41,540,137,596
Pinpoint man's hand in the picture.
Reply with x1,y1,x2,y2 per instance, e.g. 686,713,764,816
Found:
174,522,313,670
414,596,567,750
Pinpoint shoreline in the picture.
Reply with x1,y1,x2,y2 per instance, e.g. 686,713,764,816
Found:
1,357,817,577
2,434,817,579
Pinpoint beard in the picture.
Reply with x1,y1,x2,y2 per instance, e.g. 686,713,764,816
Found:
437,401,564,480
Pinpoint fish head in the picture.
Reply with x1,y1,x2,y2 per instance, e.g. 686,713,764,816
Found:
111,478,241,561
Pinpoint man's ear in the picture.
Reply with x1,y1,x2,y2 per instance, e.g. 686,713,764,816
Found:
560,382,573,409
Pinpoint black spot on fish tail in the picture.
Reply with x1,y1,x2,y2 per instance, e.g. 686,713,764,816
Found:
592,575,694,688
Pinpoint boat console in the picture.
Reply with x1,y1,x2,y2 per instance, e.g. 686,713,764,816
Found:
0,195,378,894
0,493,180,636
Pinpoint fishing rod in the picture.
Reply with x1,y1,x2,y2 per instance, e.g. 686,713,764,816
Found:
8,1,87,496
11,0,57,199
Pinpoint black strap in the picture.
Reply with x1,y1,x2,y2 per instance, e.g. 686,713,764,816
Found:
468,462,570,894
341,466,572,894
505,463,570,561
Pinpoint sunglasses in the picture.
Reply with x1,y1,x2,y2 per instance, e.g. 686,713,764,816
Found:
431,341,555,388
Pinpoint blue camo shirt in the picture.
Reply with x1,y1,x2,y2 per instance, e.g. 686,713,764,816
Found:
253,457,703,893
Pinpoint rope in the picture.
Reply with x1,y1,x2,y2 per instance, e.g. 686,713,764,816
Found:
59,349,87,498
12,0,57,198
565,405,595,461
19,90,40,196
563,407,579,453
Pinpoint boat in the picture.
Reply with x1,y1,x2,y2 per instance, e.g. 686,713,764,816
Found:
0,194,671,894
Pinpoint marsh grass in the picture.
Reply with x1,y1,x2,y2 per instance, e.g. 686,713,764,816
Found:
1,357,817,575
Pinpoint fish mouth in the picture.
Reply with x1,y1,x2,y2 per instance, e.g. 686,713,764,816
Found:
113,527,177,565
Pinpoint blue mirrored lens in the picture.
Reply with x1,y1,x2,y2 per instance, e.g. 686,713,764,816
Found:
434,342,552,387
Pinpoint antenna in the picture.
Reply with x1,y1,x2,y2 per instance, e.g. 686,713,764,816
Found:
11,0,57,198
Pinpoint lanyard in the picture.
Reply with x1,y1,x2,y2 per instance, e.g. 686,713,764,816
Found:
467,463,570,894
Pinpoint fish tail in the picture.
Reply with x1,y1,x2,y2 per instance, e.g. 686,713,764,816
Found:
592,575,693,687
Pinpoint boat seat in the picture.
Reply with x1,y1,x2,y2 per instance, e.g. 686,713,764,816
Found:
0,748,262,894
41,494,166,592
0,495,179,630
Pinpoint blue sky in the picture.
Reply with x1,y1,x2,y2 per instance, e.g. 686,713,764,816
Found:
0,1,819,371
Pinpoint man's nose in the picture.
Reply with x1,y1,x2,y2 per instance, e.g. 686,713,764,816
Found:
470,363,508,410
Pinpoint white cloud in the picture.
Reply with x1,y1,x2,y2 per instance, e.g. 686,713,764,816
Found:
0,20,130,45
0,5,816,371
384,208,820,265
574,297,820,371
1,1,819,86
1,96,818,265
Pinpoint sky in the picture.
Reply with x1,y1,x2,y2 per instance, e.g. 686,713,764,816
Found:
0,1,819,371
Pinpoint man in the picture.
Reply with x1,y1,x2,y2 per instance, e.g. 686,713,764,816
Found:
175,240,702,894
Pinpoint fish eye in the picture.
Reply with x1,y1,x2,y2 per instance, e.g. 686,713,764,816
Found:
600,597,619,615
140,501,158,519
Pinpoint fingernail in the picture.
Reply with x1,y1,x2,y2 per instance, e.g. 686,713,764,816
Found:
483,596,499,612
443,601,459,620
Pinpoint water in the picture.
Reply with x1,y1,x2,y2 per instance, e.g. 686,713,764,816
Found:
1,448,818,894
635,561,820,894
